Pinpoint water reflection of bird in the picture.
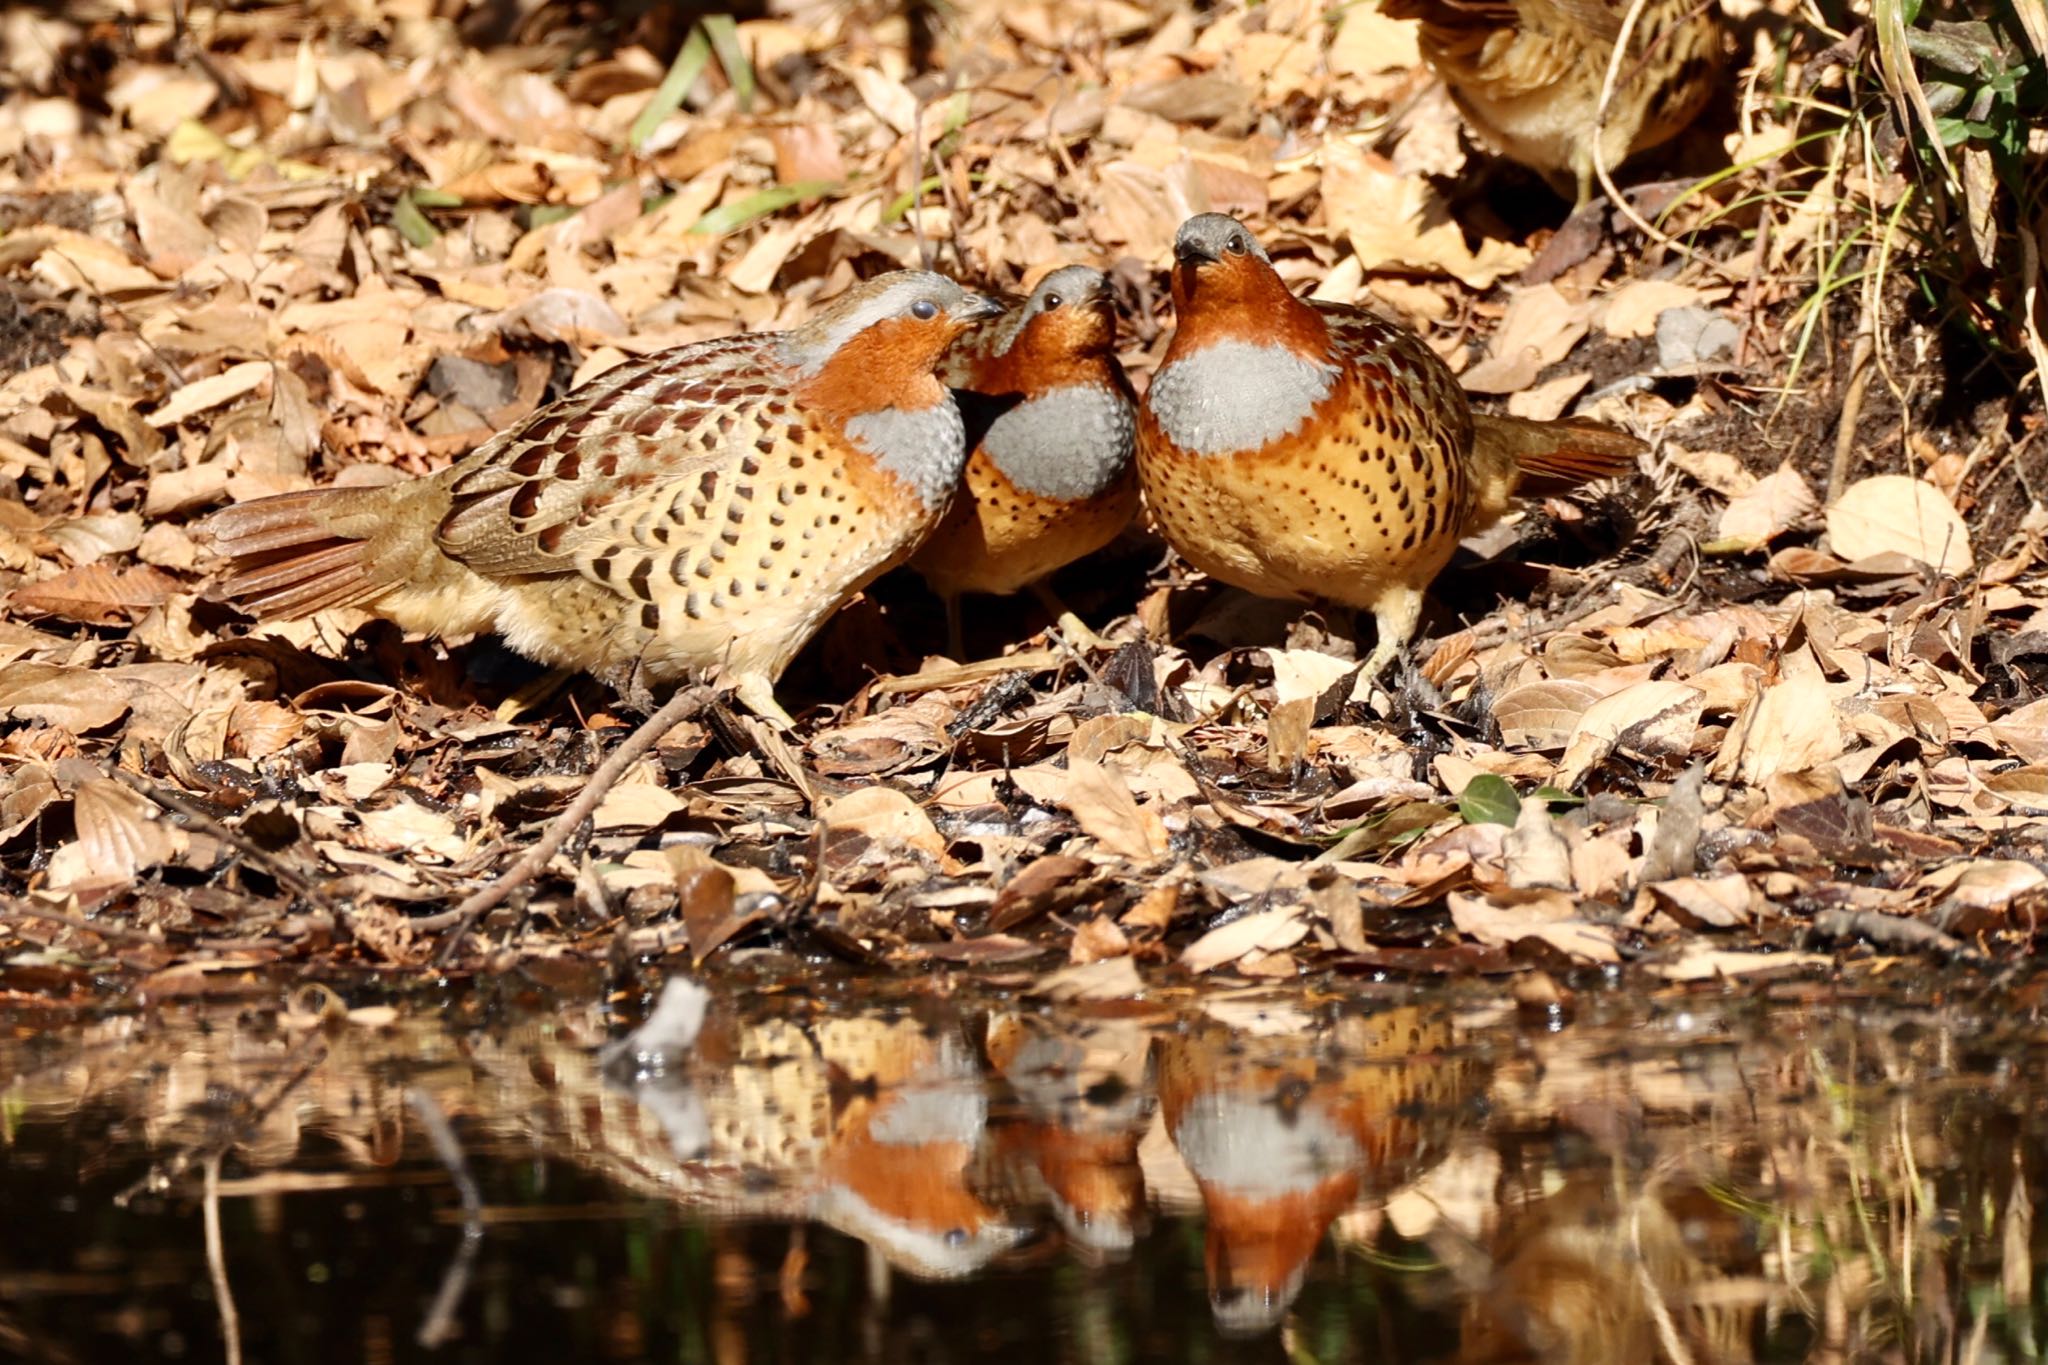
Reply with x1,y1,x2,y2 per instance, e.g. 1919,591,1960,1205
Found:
1153,1007,1478,1335
807,1016,1027,1279
1452,1173,1761,1364
984,1013,1155,1257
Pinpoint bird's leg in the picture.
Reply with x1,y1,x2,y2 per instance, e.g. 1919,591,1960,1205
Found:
943,591,966,662
1028,581,1108,655
1361,582,1426,685
731,671,797,732
620,656,664,719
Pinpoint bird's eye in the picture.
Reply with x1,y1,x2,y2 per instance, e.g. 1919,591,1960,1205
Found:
1042,293,1063,310
910,299,940,321
1225,235,1248,255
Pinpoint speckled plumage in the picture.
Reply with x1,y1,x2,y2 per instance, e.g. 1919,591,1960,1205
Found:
1383,0,1725,203
203,271,1002,725
910,266,1138,640
1138,215,1646,680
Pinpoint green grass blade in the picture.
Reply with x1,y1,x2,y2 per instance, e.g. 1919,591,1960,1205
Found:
630,25,712,151
392,190,439,248
701,16,755,114
690,179,838,235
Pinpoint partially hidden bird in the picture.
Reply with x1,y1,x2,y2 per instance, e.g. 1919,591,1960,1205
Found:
1381,0,1725,205
203,271,1003,726
909,264,1137,656
1137,214,1646,682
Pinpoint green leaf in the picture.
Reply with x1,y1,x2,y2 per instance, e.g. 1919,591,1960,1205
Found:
1457,774,1520,827
1530,785,1585,808
630,25,712,150
392,190,438,248
689,179,838,235
411,186,465,209
701,15,755,113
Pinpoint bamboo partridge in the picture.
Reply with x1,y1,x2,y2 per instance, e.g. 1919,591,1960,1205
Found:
1137,215,1645,680
1382,0,1725,204
204,271,1003,726
910,265,1138,655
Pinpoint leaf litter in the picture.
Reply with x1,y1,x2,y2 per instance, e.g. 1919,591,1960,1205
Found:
0,0,2045,1002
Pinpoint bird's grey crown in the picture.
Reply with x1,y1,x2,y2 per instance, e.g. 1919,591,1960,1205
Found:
989,264,1113,358
1175,213,1271,264
982,382,1134,499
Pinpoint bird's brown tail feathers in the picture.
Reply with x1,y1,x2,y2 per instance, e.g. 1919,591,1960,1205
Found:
1475,413,1646,498
202,487,401,620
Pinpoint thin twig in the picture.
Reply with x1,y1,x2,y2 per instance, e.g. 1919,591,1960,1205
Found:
203,1152,243,1365
434,686,714,965
408,1088,484,1348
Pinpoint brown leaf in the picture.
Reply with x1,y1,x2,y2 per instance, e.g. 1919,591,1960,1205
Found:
990,854,1098,932
1827,475,1972,574
1494,679,1603,751
675,863,748,964
1448,890,1621,964
0,664,130,731
818,786,948,859
8,562,180,625
1017,761,1168,864
1647,875,1755,929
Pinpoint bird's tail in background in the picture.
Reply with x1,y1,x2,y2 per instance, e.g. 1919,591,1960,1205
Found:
201,486,407,619
1474,412,1646,497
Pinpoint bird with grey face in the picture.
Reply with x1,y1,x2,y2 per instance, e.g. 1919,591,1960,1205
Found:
909,264,1139,657
204,271,1004,726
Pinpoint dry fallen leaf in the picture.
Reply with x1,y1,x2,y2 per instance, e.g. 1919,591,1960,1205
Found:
1713,461,1818,550
1448,890,1622,964
1827,475,1973,574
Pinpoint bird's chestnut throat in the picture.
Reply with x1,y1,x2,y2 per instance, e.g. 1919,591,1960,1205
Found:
1167,259,1333,367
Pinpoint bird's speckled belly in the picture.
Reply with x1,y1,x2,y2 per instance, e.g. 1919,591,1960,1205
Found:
1137,379,1475,609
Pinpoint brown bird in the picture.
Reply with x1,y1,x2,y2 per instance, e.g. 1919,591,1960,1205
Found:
1137,214,1645,681
909,265,1138,656
203,271,1003,726
1381,0,1724,204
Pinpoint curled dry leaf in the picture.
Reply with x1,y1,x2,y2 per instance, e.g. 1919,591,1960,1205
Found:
1712,462,1818,550
1502,798,1572,890
0,663,130,732
52,776,185,890
1017,760,1168,864
1554,680,1706,790
1181,906,1310,973
817,786,948,860
1727,675,1844,787
1647,875,1756,929
1494,679,1604,751
1447,890,1622,964
8,562,181,625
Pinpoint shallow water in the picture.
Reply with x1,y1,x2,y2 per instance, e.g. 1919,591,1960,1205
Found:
4,974,2045,1364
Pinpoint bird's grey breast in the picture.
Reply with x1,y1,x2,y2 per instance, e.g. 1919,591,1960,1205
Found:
844,401,968,509
981,383,1134,501
1148,340,1337,456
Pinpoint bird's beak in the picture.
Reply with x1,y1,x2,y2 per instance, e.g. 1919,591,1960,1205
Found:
1174,238,1219,267
959,292,1006,321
